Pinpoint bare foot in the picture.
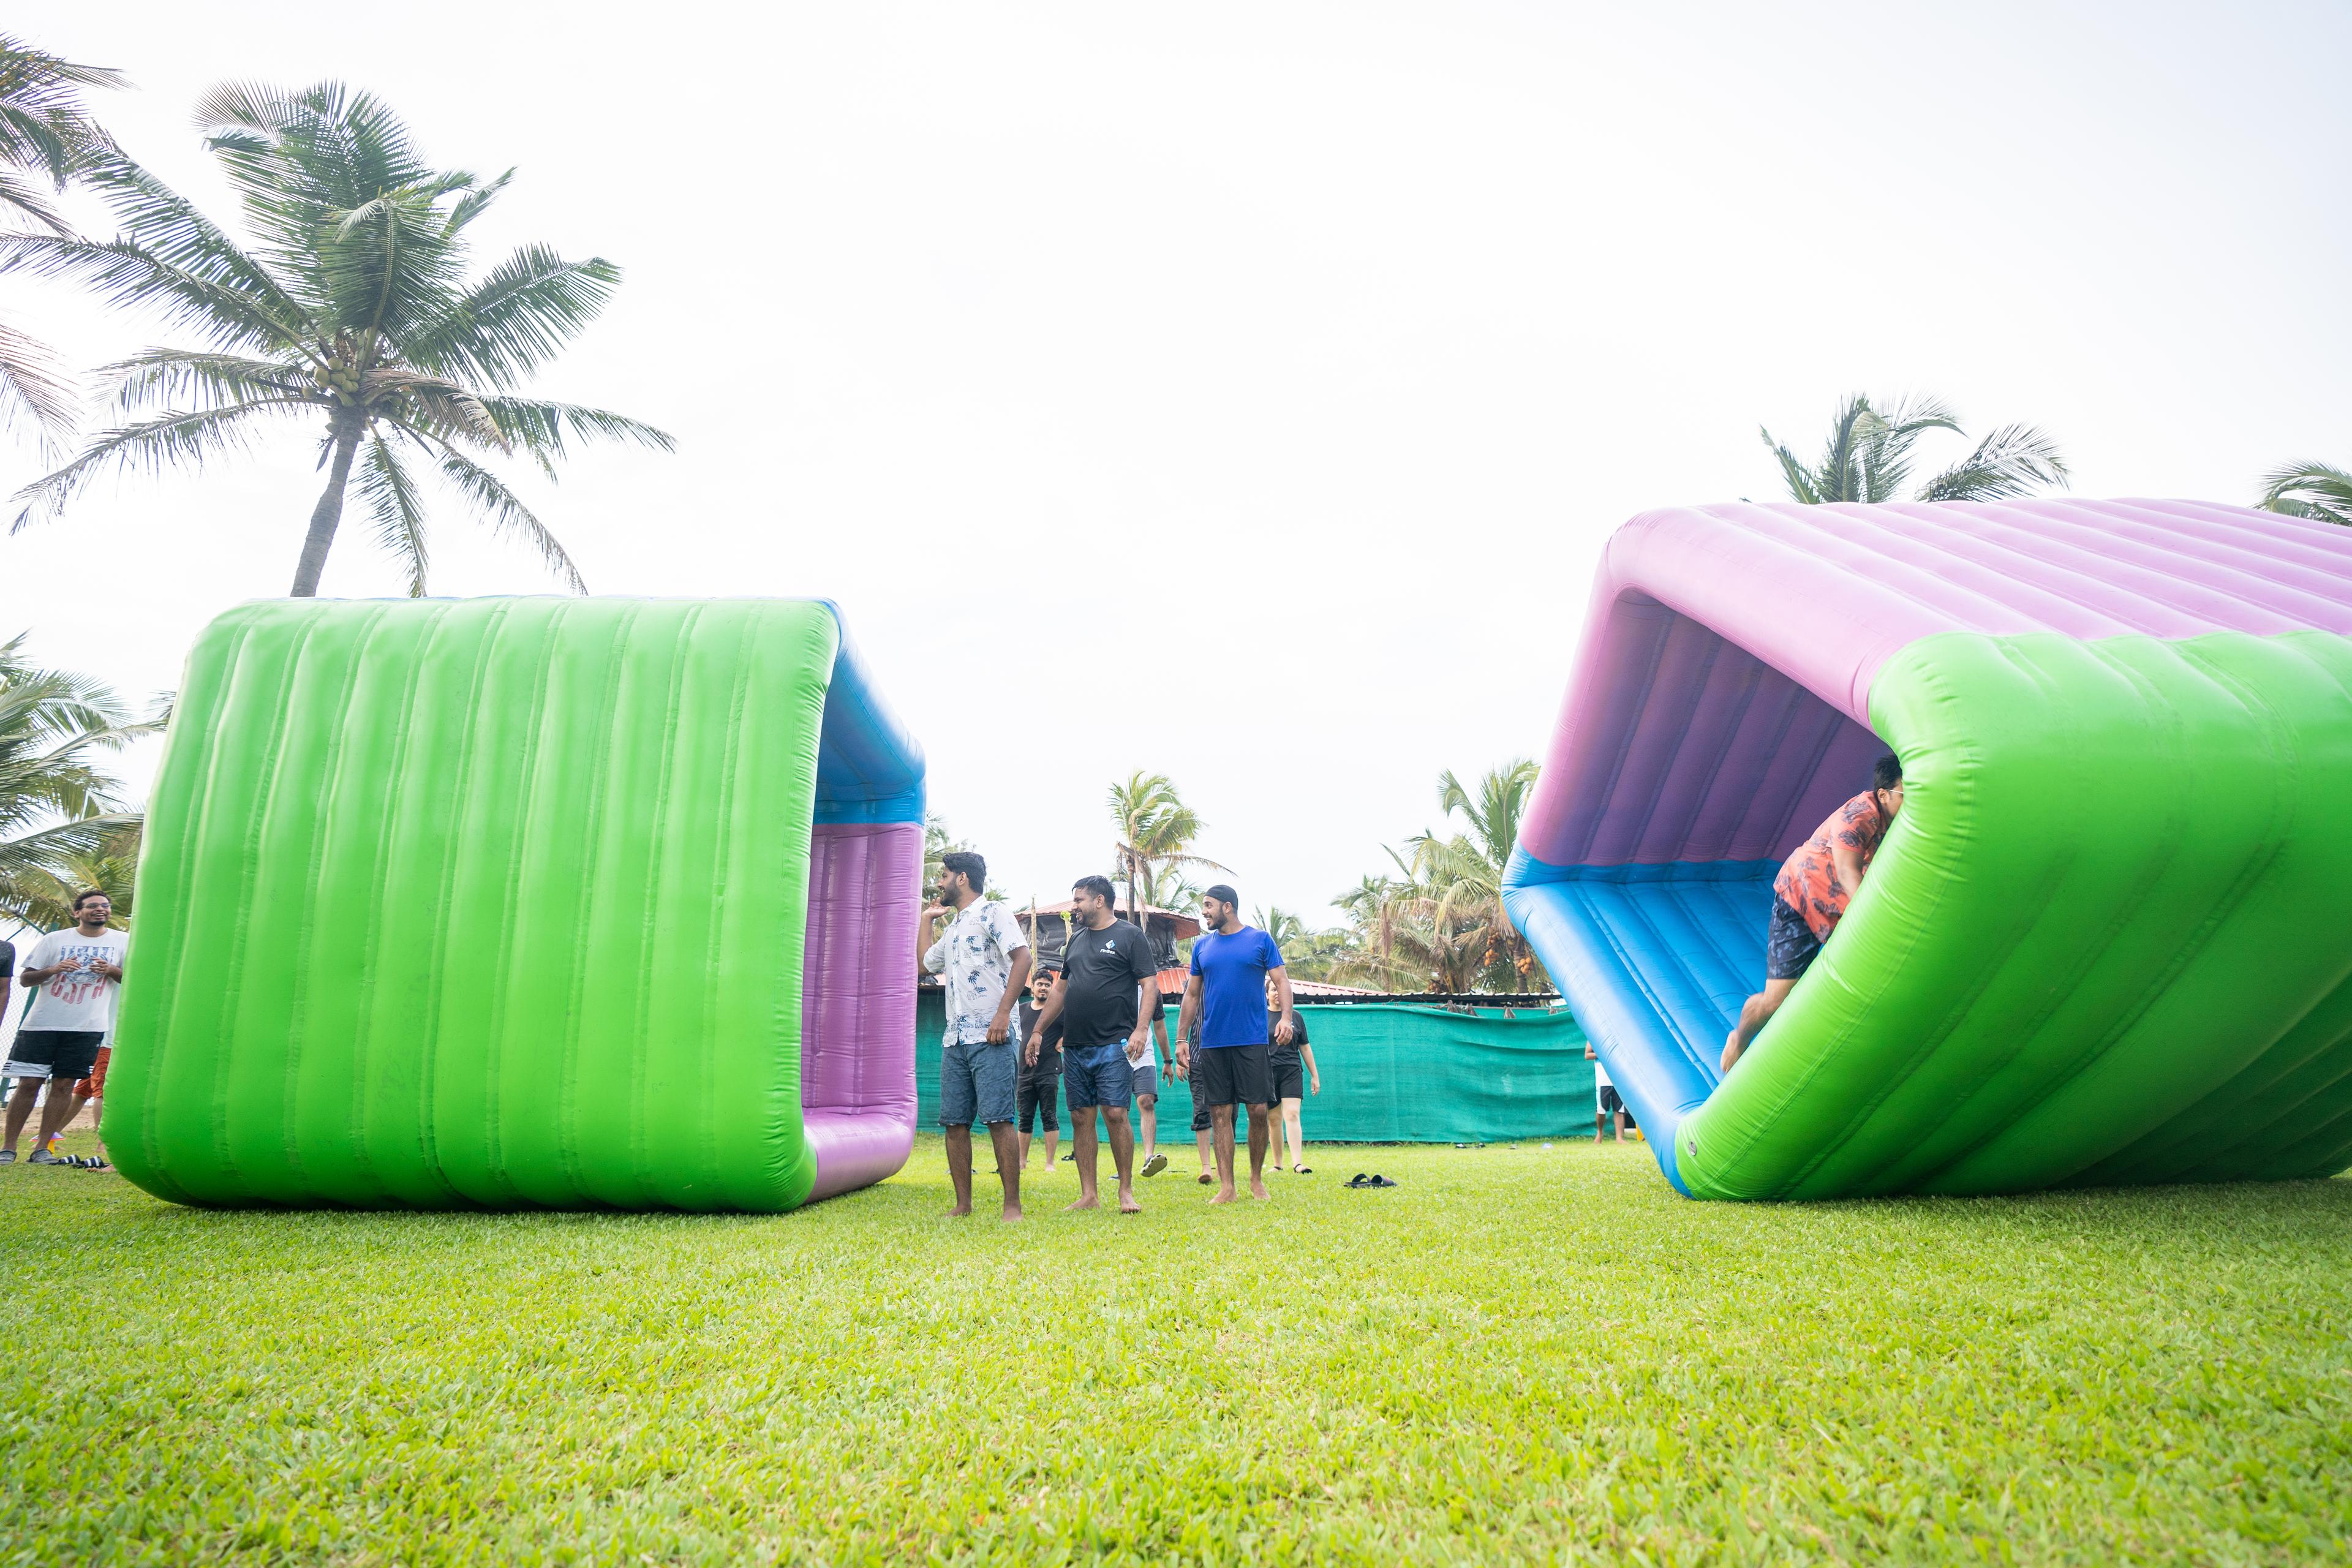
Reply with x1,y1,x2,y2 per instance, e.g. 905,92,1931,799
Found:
1001,1205,1024,1223
945,1205,973,1218
1249,1180,1270,1200
1064,1194,1099,1211
1118,1188,1142,1213
1208,1188,1237,1205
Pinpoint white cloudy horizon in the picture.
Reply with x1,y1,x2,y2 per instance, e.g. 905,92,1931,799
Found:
7,0,2349,922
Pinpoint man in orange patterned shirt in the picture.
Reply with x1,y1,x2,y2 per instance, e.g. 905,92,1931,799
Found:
1721,753,1905,1075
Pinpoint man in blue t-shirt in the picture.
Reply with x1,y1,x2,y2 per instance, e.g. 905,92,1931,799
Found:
1176,883,1292,1204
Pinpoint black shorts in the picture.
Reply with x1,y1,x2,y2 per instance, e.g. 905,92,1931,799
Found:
4,1030,104,1084
1598,1084,1624,1116
1269,1047,1304,1102
1765,895,1823,982
1018,1058,1060,1134
1196,1043,1273,1110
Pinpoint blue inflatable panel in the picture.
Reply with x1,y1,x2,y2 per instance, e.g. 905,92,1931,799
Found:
1504,856,1778,1192
812,606,925,825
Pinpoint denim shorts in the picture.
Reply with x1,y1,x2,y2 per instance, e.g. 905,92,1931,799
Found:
1065,1042,1136,1110
940,1039,1018,1127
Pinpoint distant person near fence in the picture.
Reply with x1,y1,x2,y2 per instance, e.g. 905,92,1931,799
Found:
1587,1042,1632,1142
1133,988,1169,1179
1015,968,1063,1173
1266,975,1318,1175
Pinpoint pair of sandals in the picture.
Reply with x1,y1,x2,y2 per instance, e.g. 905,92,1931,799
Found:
2,1150,110,1169
1344,1172,1398,1189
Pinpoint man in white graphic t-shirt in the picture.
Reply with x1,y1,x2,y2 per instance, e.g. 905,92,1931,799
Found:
4,891,128,1165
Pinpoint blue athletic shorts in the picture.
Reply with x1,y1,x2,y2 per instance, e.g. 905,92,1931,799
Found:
1065,1042,1136,1110
940,1039,1018,1127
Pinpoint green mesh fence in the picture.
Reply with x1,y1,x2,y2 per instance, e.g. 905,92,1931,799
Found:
915,992,1598,1143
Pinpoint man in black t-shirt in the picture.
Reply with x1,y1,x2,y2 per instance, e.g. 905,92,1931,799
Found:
1015,968,1065,1171
1025,875,1157,1214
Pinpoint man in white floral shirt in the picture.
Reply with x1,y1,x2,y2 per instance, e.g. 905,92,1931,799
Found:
921,850,1033,1221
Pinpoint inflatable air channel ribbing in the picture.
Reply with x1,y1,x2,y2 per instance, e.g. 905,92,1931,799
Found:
1503,499,2352,1200
106,597,924,1212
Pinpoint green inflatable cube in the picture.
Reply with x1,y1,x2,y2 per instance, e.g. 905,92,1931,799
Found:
105,597,925,1212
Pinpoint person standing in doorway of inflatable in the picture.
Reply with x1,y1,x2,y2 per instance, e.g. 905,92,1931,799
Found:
921,851,1033,1221
1722,754,1905,1074
1587,1042,1630,1142
1024,875,1156,1214
2,891,127,1165
1177,884,1289,1204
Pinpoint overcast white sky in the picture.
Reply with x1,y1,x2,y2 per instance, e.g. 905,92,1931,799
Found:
9,1,2350,919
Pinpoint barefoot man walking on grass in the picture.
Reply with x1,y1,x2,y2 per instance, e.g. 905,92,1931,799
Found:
1024,875,1156,1214
1177,884,1288,1205
921,851,1032,1221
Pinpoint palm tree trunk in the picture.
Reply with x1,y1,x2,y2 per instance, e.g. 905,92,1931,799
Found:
290,418,363,597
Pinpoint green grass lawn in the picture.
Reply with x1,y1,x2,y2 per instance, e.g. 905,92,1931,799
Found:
3,1129,2349,1566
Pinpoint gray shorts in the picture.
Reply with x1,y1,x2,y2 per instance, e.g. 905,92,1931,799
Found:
1132,1063,1159,1102
940,1039,1018,1128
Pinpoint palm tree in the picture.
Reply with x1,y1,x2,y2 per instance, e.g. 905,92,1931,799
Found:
0,34,126,447
1106,771,1226,927
1254,904,1344,982
2258,461,2352,528
1761,393,2067,506
919,812,1001,900
10,823,138,932
921,812,965,897
1409,761,1547,990
1321,761,1550,994
1324,873,1402,986
0,635,151,927
2,81,672,595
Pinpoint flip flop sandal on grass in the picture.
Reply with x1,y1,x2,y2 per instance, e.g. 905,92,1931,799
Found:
1344,1173,1369,1188
1370,1174,1398,1188
1293,1164,1313,1175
